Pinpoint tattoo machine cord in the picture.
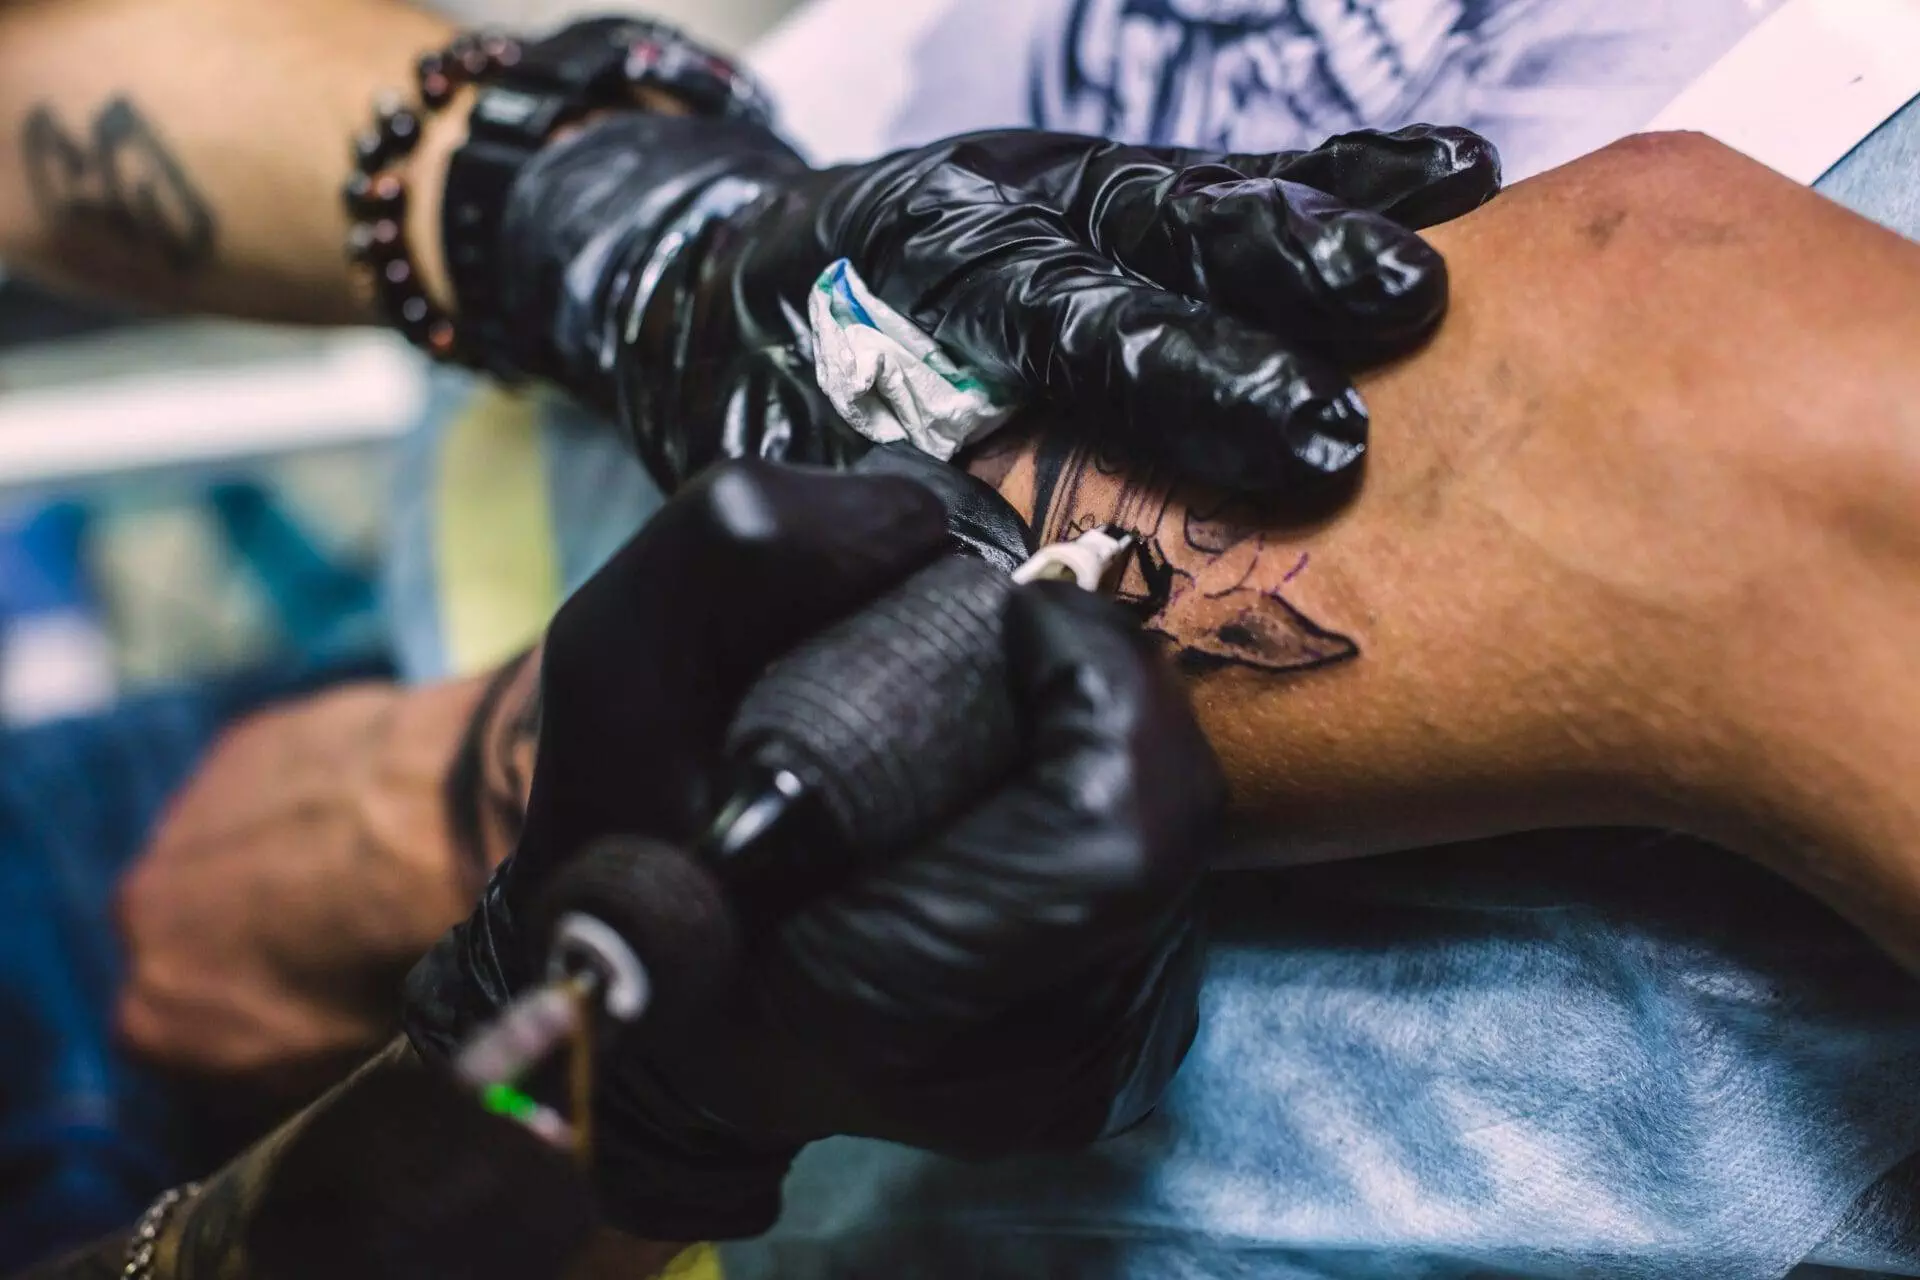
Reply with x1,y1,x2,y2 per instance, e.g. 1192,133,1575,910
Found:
246,1056,600,1280
453,527,1135,1155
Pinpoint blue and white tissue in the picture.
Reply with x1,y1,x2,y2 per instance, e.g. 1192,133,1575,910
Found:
807,258,1013,461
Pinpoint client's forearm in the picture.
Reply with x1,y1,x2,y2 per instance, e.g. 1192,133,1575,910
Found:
973,134,1920,965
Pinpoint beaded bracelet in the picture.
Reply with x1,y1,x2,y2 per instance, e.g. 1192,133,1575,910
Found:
342,32,522,363
121,1181,202,1280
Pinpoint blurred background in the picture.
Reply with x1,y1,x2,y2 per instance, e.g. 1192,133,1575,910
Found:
2,5,818,1265
0,0,798,727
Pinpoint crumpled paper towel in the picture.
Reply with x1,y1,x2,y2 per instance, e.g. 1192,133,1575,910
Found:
808,258,1013,461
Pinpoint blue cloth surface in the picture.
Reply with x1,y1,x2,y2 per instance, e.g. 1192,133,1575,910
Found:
729,835,1920,1279
1821,91,1920,240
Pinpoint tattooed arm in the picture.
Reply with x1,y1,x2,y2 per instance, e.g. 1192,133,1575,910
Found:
972,133,1920,972
0,0,454,321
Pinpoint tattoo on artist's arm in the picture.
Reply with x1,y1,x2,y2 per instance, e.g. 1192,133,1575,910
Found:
1011,429,1358,675
21,97,215,271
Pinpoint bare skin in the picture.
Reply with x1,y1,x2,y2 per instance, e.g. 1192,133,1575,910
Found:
971,132,1920,970
113,678,494,1081
2,0,621,1081
0,0,460,321
0,0,678,321
0,0,677,1273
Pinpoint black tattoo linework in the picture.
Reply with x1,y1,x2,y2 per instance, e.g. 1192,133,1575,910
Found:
1024,428,1359,676
444,651,541,886
489,666,542,856
22,98,215,272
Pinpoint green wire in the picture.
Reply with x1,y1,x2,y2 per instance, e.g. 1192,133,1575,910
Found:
480,1081,539,1121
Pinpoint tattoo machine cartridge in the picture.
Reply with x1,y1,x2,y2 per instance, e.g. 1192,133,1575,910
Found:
455,527,1134,1155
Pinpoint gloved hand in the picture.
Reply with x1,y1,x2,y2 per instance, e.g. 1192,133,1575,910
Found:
494,115,1500,495
402,459,1225,1241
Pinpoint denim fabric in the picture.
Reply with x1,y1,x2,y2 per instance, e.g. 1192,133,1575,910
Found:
1819,93,1920,241
0,661,387,1270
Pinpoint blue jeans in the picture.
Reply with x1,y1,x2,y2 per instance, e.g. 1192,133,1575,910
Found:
0,661,386,1271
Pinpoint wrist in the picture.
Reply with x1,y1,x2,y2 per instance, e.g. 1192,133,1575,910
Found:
397,93,671,318
402,85,478,315
402,17,773,380
490,110,805,460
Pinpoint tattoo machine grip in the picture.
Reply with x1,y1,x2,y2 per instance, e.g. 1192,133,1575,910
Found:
532,554,1022,1030
717,522,1131,889
718,553,1020,899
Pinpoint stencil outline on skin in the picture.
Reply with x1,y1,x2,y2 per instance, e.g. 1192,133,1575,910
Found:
1027,434,1359,675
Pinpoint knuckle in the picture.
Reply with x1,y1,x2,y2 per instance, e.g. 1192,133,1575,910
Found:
1587,131,1739,205
114,989,170,1059
111,864,156,938
1072,819,1163,902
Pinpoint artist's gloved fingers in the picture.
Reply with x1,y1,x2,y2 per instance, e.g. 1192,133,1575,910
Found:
1270,125,1503,229
556,460,947,728
1001,582,1226,885
932,248,1370,493
851,444,1035,573
527,461,948,854
1111,172,1455,363
1142,124,1503,229
773,582,1222,1052
1059,141,1465,364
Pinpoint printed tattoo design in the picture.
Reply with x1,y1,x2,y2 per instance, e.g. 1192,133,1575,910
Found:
995,428,1358,675
171,1164,256,1280
1030,0,1541,155
22,98,215,272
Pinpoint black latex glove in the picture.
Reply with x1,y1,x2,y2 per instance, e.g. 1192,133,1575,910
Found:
402,459,1224,1241
495,116,1501,496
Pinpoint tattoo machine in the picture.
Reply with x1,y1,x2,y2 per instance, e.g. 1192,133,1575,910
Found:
454,527,1134,1153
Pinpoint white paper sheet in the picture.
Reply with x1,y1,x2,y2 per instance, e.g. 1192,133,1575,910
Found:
1646,0,1920,184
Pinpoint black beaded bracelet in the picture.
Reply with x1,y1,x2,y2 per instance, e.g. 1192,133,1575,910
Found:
342,32,523,363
